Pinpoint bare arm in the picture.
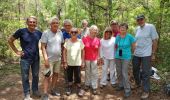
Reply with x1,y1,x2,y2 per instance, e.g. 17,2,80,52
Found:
8,36,24,56
132,42,136,54
41,42,49,68
152,39,158,54
151,39,158,61
63,47,67,69
81,49,85,68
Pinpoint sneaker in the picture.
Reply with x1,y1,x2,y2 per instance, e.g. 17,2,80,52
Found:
32,91,41,97
41,94,49,100
92,89,98,95
66,87,72,96
141,92,149,99
116,86,124,91
124,91,131,97
111,84,117,88
77,88,84,97
84,85,90,91
100,85,106,89
51,90,61,96
24,94,32,100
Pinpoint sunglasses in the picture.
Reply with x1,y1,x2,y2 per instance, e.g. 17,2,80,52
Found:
71,31,78,34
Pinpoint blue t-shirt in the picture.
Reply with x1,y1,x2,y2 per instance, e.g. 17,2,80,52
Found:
63,31,81,40
13,28,42,60
115,33,135,60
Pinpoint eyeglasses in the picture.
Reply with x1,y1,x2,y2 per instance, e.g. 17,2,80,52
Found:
105,31,112,33
137,18,144,22
71,31,78,34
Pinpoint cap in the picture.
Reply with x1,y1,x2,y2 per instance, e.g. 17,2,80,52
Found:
110,20,118,25
136,14,145,20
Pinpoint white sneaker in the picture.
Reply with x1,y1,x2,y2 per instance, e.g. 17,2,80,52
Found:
24,94,32,100
141,92,149,99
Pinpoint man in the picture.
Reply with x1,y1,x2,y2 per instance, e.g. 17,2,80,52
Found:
80,19,90,38
8,16,42,100
110,20,120,37
132,14,159,99
62,19,81,40
41,17,63,100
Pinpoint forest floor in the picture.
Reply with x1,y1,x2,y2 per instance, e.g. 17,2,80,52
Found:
0,58,170,100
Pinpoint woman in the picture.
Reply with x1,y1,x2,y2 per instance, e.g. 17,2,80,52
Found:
100,27,117,88
82,25,100,95
115,23,136,97
63,28,85,97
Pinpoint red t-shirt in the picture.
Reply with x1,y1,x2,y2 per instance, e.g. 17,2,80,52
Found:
82,36,100,61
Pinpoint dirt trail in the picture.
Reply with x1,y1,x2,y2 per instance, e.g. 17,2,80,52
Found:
0,62,169,100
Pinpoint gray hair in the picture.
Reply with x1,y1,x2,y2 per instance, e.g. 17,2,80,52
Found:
89,25,99,33
26,16,37,22
82,19,88,24
49,17,59,24
63,19,73,26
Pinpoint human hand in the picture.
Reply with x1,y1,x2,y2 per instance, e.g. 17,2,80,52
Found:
16,51,24,57
44,60,50,68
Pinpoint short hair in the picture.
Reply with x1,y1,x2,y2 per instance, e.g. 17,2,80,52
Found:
81,19,88,24
89,25,99,33
119,23,128,29
63,19,73,26
49,17,59,24
110,20,118,25
26,16,37,22
103,27,112,39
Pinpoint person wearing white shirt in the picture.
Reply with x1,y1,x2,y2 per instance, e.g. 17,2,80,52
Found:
99,27,117,88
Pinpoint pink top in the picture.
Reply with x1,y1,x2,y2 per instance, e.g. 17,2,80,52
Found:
82,36,100,61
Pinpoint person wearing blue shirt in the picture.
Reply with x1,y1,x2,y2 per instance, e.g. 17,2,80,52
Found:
115,23,136,98
8,16,42,100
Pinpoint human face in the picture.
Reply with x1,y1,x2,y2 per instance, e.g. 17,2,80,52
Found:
50,20,59,32
90,29,98,38
104,31,112,40
27,18,37,30
137,18,145,26
82,22,88,28
111,24,119,32
120,26,127,35
64,23,72,33
70,30,78,38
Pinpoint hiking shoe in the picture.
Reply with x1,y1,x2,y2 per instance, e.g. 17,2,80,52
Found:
24,94,32,100
124,91,131,97
84,85,90,91
92,89,99,95
41,94,49,100
100,85,106,89
77,87,84,97
66,87,72,96
141,92,149,99
32,91,41,97
111,84,117,88
51,89,60,96
116,86,124,91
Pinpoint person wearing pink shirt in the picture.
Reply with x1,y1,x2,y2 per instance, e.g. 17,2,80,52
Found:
82,25,100,95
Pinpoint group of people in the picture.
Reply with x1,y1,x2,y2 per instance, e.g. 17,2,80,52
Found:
7,14,158,100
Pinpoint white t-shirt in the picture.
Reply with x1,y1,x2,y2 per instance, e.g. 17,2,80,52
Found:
40,29,64,62
64,39,84,66
100,37,116,59
134,23,159,57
